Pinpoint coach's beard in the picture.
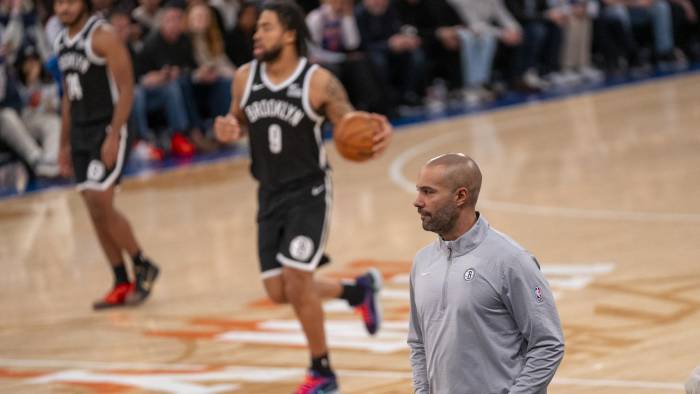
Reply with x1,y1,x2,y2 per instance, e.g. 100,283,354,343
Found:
419,204,459,236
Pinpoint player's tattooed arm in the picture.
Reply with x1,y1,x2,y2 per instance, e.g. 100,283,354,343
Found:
318,69,355,125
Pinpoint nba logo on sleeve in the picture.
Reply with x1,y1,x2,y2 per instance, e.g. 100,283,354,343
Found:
534,286,544,303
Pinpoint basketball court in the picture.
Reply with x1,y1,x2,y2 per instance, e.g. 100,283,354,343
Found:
1,72,699,393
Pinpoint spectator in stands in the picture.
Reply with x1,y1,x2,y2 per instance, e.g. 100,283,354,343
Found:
186,1,233,124
506,0,567,89
209,0,240,31
559,0,604,83
601,0,679,68
396,0,464,95
594,1,645,72
135,0,206,156
0,0,53,60
132,0,161,35
306,0,360,64
110,8,165,160
669,0,700,61
306,0,388,114
0,0,58,177
355,0,426,108
225,1,257,67
0,67,59,177
15,45,61,174
185,0,227,38
2,0,60,97
448,0,522,104
91,0,114,16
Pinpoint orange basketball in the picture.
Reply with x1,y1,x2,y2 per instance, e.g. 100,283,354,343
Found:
333,112,380,162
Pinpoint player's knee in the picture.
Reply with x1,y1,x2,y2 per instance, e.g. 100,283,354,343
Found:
263,275,288,304
282,269,312,303
83,195,113,224
265,286,288,304
85,200,109,223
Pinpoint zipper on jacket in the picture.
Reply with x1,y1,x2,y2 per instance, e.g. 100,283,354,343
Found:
441,245,453,312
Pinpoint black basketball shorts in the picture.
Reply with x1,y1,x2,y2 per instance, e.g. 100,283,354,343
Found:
257,176,331,279
71,124,129,192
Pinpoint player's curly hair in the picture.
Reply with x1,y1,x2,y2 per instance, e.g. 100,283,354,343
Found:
261,0,309,57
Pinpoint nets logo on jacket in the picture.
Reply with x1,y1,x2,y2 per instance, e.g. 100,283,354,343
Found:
464,268,475,281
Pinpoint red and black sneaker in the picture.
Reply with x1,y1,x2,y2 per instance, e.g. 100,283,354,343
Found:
93,282,134,310
355,268,383,335
293,370,338,394
126,259,160,305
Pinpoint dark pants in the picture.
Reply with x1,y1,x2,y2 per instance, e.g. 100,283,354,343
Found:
323,54,390,115
367,47,426,104
518,19,564,75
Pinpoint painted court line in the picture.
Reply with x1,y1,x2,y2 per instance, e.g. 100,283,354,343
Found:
388,124,700,223
553,377,683,390
0,358,206,371
0,358,684,391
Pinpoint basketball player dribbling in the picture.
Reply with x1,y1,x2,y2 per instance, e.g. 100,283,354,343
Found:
55,0,159,309
214,1,392,392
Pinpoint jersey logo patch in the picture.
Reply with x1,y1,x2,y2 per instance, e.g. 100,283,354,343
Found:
464,268,475,282
252,83,264,92
289,236,315,262
287,83,302,98
534,286,544,303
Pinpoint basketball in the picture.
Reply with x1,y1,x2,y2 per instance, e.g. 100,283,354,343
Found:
333,112,381,162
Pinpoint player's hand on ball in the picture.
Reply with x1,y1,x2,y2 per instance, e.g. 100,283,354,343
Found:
214,114,242,143
370,113,392,156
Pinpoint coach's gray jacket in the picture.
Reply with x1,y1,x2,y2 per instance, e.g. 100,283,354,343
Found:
408,214,564,394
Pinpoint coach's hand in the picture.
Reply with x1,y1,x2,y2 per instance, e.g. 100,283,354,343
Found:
214,114,242,143
101,129,119,170
370,113,392,156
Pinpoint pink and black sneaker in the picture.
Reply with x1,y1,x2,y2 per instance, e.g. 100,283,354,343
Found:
355,268,383,335
294,370,338,394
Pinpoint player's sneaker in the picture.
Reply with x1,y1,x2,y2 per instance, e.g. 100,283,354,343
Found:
355,268,382,335
93,282,134,310
293,370,338,394
126,259,160,305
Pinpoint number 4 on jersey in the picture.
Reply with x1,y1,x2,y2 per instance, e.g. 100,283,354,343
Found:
66,73,84,100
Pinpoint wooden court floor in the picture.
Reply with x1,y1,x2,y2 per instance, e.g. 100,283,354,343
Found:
1,74,699,393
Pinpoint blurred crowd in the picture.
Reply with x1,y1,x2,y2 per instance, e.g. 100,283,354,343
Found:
0,0,698,183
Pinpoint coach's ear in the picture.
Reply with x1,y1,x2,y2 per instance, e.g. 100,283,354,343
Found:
454,186,469,207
